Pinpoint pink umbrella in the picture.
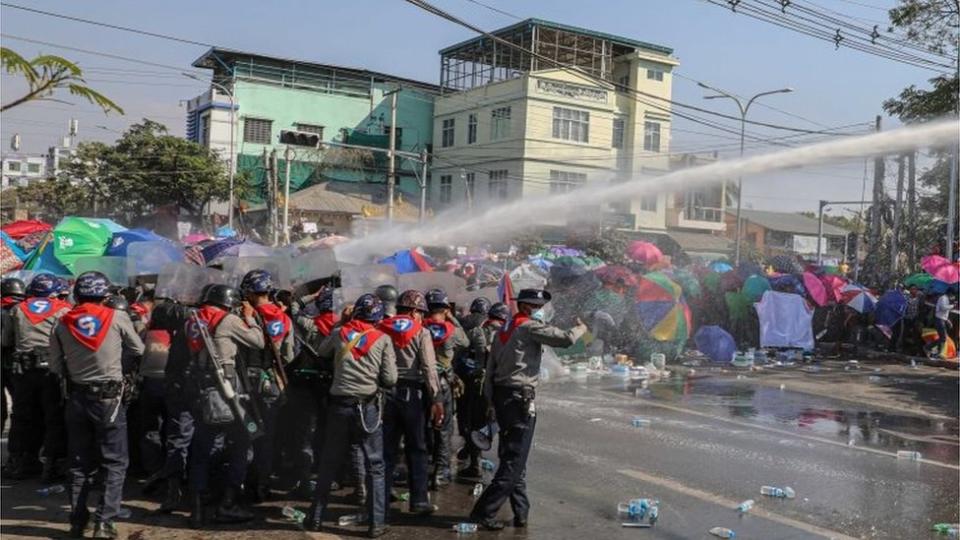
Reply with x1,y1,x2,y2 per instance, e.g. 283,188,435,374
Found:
626,241,663,266
819,273,848,303
922,255,960,285
182,233,211,245
802,271,828,306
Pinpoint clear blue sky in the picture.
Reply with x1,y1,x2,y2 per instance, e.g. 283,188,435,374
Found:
0,0,941,216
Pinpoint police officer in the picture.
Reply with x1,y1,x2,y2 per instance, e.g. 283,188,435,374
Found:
379,290,442,515
239,269,294,502
186,284,265,527
306,294,396,538
0,277,26,442
423,288,469,489
49,271,145,539
8,273,71,482
375,284,399,318
469,289,586,530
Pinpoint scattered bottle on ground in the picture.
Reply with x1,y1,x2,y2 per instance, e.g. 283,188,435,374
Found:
36,485,66,496
281,505,305,525
932,523,959,536
452,523,478,533
472,483,484,499
735,499,754,514
338,513,364,526
897,450,922,461
647,504,659,525
760,485,795,498
709,526,736,538
396,491,410,502
480,458,495,471
631,416,651,427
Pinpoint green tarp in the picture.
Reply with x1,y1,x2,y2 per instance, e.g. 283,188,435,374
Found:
237,154,324,203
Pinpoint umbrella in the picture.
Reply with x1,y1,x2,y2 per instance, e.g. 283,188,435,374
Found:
1,219,51,240
768,254,802,275
182,233,212,245
922,255,960,285
921,328,957,360
634,272,691,343
0,231,26,274
51,217,114,273
667,267,702,299
550,256,588,281
694,325,736,363
769,274,806,296
105,229,168,257
742,274,771,302
802,271,828,306
839,283,877,314
626,241,663,266
736,261,764,281
874,290,907,338
903,272,934,289
819,274,848,303
215,225,238,238
595,265,638,288
200,237,244,263
378,249,434,274
709,261,733,273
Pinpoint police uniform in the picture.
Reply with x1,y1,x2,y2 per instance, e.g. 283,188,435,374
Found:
49,272,145,538
379,291,441,514
0,279,24,455
458,310,503,475
307,294,396,537
185,292,264,526
424,311,468,486
9,291,72,479
470,290,585,529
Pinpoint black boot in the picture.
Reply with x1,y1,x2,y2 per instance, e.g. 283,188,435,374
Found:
158,477,182,514
40,459,65,484
68,508,90,539
188,493,204,529
141,470,165,496
303,501,324,532
215,485,254,523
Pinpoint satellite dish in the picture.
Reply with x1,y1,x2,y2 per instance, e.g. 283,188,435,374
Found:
10,133,20,151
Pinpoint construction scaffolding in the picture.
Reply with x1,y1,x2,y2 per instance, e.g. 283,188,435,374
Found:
439,18,673,93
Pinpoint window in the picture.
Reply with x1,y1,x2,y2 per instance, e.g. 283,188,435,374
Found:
612,118,625,149
201,115,211,146
491,107,511,140
643,121,661,152
646,69,664,81
488,170,508,200
296,123,325,138
382,125,402,148
640,194,658,212
552,107,590,143
243,117,272,144
439,175,453,204
467,114,477,144
441,118,455,148
26,163,40,174
549,170,587,194
617,74,630,90
7,161,20,172
465,172,475,201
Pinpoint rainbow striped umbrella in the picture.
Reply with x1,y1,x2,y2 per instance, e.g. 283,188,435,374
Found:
634,272,692,343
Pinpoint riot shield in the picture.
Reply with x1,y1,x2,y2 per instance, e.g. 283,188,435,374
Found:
220,255,293,290
127,241,184,277
156,263,228,304
339,264,396,305
74,256,128,286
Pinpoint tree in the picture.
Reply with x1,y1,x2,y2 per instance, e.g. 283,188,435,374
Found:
16,120,242,225
1,47,122,114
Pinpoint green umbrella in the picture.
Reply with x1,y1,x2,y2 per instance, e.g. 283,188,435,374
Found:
53,217,114,273
903,272,934,289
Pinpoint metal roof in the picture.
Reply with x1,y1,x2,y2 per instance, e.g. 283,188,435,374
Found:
667,230,733,253
439,18,673,56
733,209,849,237
247,181,419,221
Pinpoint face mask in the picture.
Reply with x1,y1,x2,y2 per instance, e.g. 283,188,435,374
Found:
531,309,545,321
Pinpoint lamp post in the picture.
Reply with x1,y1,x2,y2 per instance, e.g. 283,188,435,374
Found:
697,83,793,266
184,73,236,229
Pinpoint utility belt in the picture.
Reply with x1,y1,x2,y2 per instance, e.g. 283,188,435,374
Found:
495,384,537,418
391,379,425,402
69,379,124,400
12,351,48,373
329,393,379,408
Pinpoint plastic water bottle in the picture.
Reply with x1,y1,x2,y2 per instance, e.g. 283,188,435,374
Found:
735,499,754,514
933,523,959,536
631,416,651,427
480,458,495,471
628,498,652,519
338,513,362,526
472,483,483,499
647,504,659,525
897,450,922,460
710,526,736,538
281,505,305,524
760,485,795,498
36,484,66,496
452,523,478,533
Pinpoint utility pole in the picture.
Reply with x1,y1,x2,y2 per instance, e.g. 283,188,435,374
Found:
868,115,885,282
262,148,270,240
907,151,917,269
816,200,826,266
270,149,279,246
890,154,905,274
419,148,428,223
385,88,399,223
948,147,958,261
283,146,293,245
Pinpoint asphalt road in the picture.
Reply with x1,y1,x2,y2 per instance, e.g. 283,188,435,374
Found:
1,366,957,539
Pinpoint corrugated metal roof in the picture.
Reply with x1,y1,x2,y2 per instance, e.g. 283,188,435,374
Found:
733,209,849,237
278,181,419,221
667,230,733,253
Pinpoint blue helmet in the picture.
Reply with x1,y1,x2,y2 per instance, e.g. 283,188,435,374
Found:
74,271,111,299
26,273,59,298
315,287,335,312
469,297,492,314
352,293,385,322
488,302,510,321
425,288,449,310
53,277,71,297
240,269,274,295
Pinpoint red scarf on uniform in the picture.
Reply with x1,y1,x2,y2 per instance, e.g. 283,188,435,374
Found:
186,305,229,353
18,297,72,325
61,303,116,351
498,313,530,345
256,303,291,344
338,319,384,361
425,319,456,349
379,314,423,349
313,311,338,337
1,297,20,309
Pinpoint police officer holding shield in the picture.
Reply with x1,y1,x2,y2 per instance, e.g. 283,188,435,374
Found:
469,289,586,530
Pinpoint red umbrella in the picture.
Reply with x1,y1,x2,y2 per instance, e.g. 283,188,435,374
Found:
595,265,639,288
626,241,662,266
819,274,848,303
922,255,960,285
802,271,828,306
1,219,51,240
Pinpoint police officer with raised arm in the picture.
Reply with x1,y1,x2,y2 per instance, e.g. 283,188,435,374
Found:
469,289,586,530
49,271,145,539
305,293,396,538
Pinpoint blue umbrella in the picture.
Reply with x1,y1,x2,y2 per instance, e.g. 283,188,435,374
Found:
769,274,806,296
874,290,907,328
709,261,734,273
694,325,736,363
200,237,244,263
105,229,167,257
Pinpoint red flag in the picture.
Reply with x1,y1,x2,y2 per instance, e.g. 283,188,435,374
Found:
498,272,516,315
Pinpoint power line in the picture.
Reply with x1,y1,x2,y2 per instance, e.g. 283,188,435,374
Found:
0,33,206,74
460,0,522,20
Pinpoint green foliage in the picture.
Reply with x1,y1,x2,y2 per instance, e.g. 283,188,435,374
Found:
16,120,238,224
796,211,864,234
1,47,122,114
567,228,630,263
512,232,546,258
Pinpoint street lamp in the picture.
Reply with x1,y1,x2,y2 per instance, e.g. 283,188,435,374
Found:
698,82,793,266
183,72,236,229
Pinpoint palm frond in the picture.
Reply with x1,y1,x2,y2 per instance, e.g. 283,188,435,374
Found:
0,47,39,85
66,84,124,115
31,54,82,77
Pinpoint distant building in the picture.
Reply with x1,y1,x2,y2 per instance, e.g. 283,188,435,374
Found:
1,154,46,188
725,208,849,260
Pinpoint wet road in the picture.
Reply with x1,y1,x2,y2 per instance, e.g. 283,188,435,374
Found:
1,369,957,539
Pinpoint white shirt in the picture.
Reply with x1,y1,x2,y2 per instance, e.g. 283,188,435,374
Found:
935,295,954,321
